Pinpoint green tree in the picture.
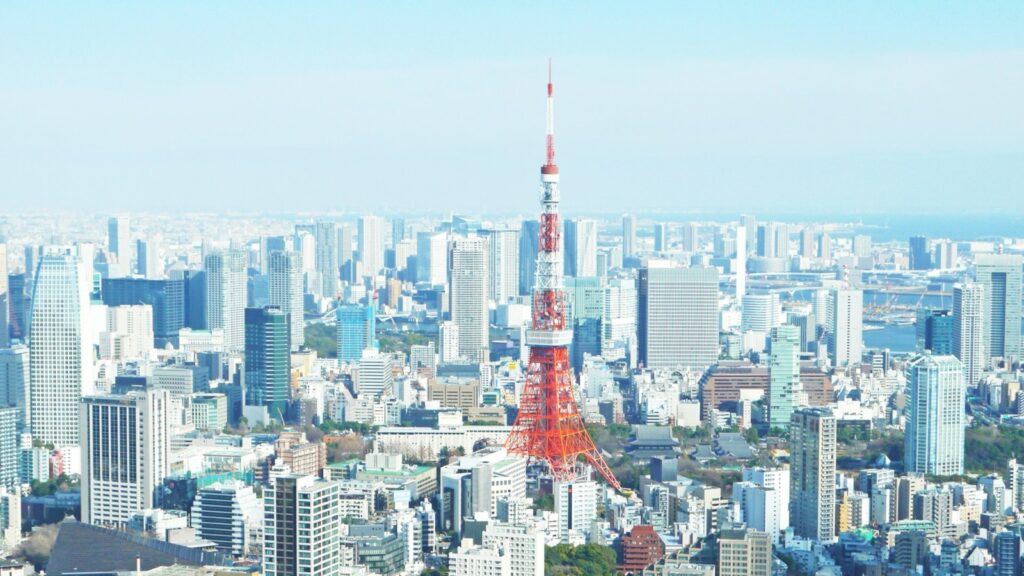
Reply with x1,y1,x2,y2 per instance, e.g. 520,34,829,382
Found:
544,543,618,576
304,322,338,358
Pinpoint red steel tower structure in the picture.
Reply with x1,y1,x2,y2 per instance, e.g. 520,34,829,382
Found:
505,63,621,491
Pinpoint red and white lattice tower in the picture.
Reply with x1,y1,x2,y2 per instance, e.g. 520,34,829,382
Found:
504,62,621,490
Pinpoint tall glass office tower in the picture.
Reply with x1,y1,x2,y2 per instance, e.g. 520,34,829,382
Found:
244,306,291,420
768,325,802,429
336,304,377,363
975,253,1023,363
268,251,304,351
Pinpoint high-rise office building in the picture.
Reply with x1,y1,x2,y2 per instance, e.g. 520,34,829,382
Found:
481,522,544,576
263,475,342,576
356,349,394,399
107,215,130,262
790,408,836,543
337,224,356,283
682,222,699,253
518,220,540,296
564,219,598,278
553,479,596,543
7,273,27,343
0,239,7,349
417,231,449,286
975,253,1023,363
826,287,863,368
718,528,772,576
391,217,406,246
336,304,377,363
101,277,184,347
135,237,162,279
953,283,986,386
482,228,519,304
905,354,966,476
756,222,776,258
735,226,747,301
602,277,637,357
101,305,154,360
0,346,29,430
359,215,387,278
449,236,489,363
439,321,460,363
80,388,170,526
817,233,831,260
191,480,261,557
653,223,668,252
799,228,815,258
741,294,780,334
268,251,304,351
205,250,247,352
852,235,872,258
29,248,95,447
638,265,719,371
916,308,954,355
314,221,338,297
0,407,16,490
768,325,802,430
909,236,931,270
244,306,291,420
622,214,636,259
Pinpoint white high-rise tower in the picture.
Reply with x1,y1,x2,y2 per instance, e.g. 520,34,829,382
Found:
268,251,304,351
205,250,247,352
449,237,489,363
29,247,95,447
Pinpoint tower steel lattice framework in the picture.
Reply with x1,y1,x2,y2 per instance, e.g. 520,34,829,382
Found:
504,63,621,491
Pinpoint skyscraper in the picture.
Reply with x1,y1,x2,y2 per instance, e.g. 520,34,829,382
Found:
244,306,291,420
205,250,247,352
336,303,377,363
101,277,184,347
80,388,170,526
790,408,836,543
314,221,338,297
7,273,27,343
0,346,29,430
564,219,597,278
482,228,519,304
904,354,965,476
268,251,304,351
29,248,95,447
518,220,540,296
741,294,780,333
191,480,260,557
975,253,1023,363
263,475,342,576
953,283,986,386
0,407,16,490
638,265,719,371
107,215,130,262
0,238,8,349
358,215,387,278
799,227,815,258
681,222,699,253
449,236,489,363
622,214,636,259
827,287,863,368
553,479,597,543
916,308,954,355
337,225,355,283
416,231,449,286
909,236,931,270
135,237,162,279
768,325,802,430
653,223,668,252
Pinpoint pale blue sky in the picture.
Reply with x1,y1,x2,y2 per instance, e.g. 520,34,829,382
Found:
1,2,1022,215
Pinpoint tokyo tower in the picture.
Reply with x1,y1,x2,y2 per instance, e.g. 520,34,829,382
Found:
504,62,621,491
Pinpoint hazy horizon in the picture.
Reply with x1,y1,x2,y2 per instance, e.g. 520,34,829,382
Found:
2,3,1022,214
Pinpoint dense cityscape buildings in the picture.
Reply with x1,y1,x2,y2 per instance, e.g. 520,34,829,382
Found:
1,14,1023,575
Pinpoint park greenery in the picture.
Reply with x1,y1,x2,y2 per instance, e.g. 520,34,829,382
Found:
304,322,337,358
545,543,618,576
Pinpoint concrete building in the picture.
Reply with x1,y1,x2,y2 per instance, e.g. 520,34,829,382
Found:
449,236,489,363
204,250,247,352
827,287,863,368
905,354,966,476
790,408,836,542
975,253,1023,363
481,522,544,576
29,247,95,447
191,480,261,557
638,265,719,371
263,475,341,576
81,389,170,526
554,478,597,543
718,527,772,576
482,228,519,304
268,251,304,351
358,215,387,278
954,282,986,385
417,231,449,286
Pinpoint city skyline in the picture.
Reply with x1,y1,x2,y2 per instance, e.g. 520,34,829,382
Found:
3,3,1023,214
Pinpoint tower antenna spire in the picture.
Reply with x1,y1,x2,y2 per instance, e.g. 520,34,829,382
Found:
506,62,620,491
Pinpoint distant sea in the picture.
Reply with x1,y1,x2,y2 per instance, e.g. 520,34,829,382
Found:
635,212,1024,243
